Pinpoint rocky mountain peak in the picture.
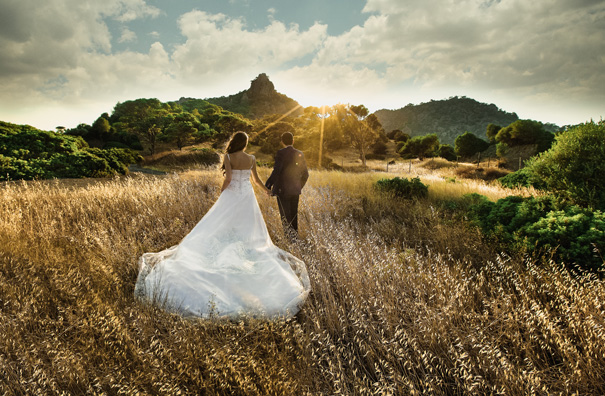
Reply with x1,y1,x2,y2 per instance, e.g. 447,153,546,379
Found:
247,73,276,98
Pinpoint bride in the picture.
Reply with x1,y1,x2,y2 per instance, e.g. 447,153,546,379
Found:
135,131,311,318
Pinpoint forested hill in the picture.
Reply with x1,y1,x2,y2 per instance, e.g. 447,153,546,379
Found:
374,97,524,145
177,73,303,119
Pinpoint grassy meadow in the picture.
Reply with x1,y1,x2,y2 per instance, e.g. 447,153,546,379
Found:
0,162,604,395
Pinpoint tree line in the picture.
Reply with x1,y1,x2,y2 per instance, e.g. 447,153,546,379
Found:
385,119,558,166
66,99,251,156
0,121,141,180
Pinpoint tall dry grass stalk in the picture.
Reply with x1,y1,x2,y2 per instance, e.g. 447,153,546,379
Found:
1,169,604,395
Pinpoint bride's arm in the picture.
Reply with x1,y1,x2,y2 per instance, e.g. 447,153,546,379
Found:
221,154,232,192
251,160,271,195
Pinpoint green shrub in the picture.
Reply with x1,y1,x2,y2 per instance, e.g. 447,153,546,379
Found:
498,167,532,188
0,154,48,180
48,152,115,178
498,167,546,189
521,207,605,273
375,177,428,199
465,194,604,272
0,121,139,180
523,121,605,209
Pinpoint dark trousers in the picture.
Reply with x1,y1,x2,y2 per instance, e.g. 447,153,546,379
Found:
277,195,299,239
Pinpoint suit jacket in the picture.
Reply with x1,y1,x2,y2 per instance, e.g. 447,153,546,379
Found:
265,145,309,196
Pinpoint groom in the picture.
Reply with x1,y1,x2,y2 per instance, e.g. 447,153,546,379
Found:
265,132,309,240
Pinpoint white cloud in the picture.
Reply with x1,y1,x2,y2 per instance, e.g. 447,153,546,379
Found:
0,0,168,129
118,28,137,43
1,0,603,130
106,0,162,22
333,0,605,123
172,11,327,82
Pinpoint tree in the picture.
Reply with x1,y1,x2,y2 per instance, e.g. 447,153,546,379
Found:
90,116,111,141
486,123,501,143
110,98,166,124
400,134,439,160
387,129,410,143
211,113,252,147
455,131,490,158
343,104,381,166
257,120,294,154
111,99,170,155
495,119,554,152
438,144,457,161
496,142,509,158
321,104,347,150
65,123,91,138
163,112,199,150
132,108,170,155
524,121,605,209
288,106,334,167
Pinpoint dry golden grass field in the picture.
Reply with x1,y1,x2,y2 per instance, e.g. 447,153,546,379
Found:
0,163,604,395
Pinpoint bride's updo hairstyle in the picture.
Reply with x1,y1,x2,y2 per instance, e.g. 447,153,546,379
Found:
222,131,249,173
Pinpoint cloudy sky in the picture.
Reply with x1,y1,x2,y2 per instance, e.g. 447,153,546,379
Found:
1,0,604,130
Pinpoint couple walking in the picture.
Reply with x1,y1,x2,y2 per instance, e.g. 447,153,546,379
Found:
135,131,310,319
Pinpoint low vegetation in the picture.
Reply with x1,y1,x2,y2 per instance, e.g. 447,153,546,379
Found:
1,168,603,395
465,194,605,272
0,121,141,180
375,176,429,199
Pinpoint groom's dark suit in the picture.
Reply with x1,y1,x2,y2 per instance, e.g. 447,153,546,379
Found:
265,145,309,238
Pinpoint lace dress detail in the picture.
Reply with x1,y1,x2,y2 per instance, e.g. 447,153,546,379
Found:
135,164,310,318
226,169,253,195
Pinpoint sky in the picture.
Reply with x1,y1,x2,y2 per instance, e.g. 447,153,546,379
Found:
1,0,604,131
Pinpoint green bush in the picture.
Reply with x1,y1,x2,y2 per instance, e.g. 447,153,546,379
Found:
521,207,605,273
375,177,428,199
465,194,604,272
0,154,48,180
48,151,115,178
498,167,546,189
523,121,605,210
0,121,140,180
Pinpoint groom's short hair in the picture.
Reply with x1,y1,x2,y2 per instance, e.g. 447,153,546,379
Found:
281,132,294,146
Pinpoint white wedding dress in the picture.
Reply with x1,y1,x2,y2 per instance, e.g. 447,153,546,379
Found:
134,167,311,319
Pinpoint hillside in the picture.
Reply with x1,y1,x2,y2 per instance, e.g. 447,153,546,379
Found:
177,73,303,119
374,96,521,145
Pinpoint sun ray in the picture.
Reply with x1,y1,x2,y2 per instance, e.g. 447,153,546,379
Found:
318,105,326,168
249,104,302,140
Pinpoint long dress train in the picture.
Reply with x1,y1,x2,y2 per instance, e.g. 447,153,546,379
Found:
134,169,310,318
